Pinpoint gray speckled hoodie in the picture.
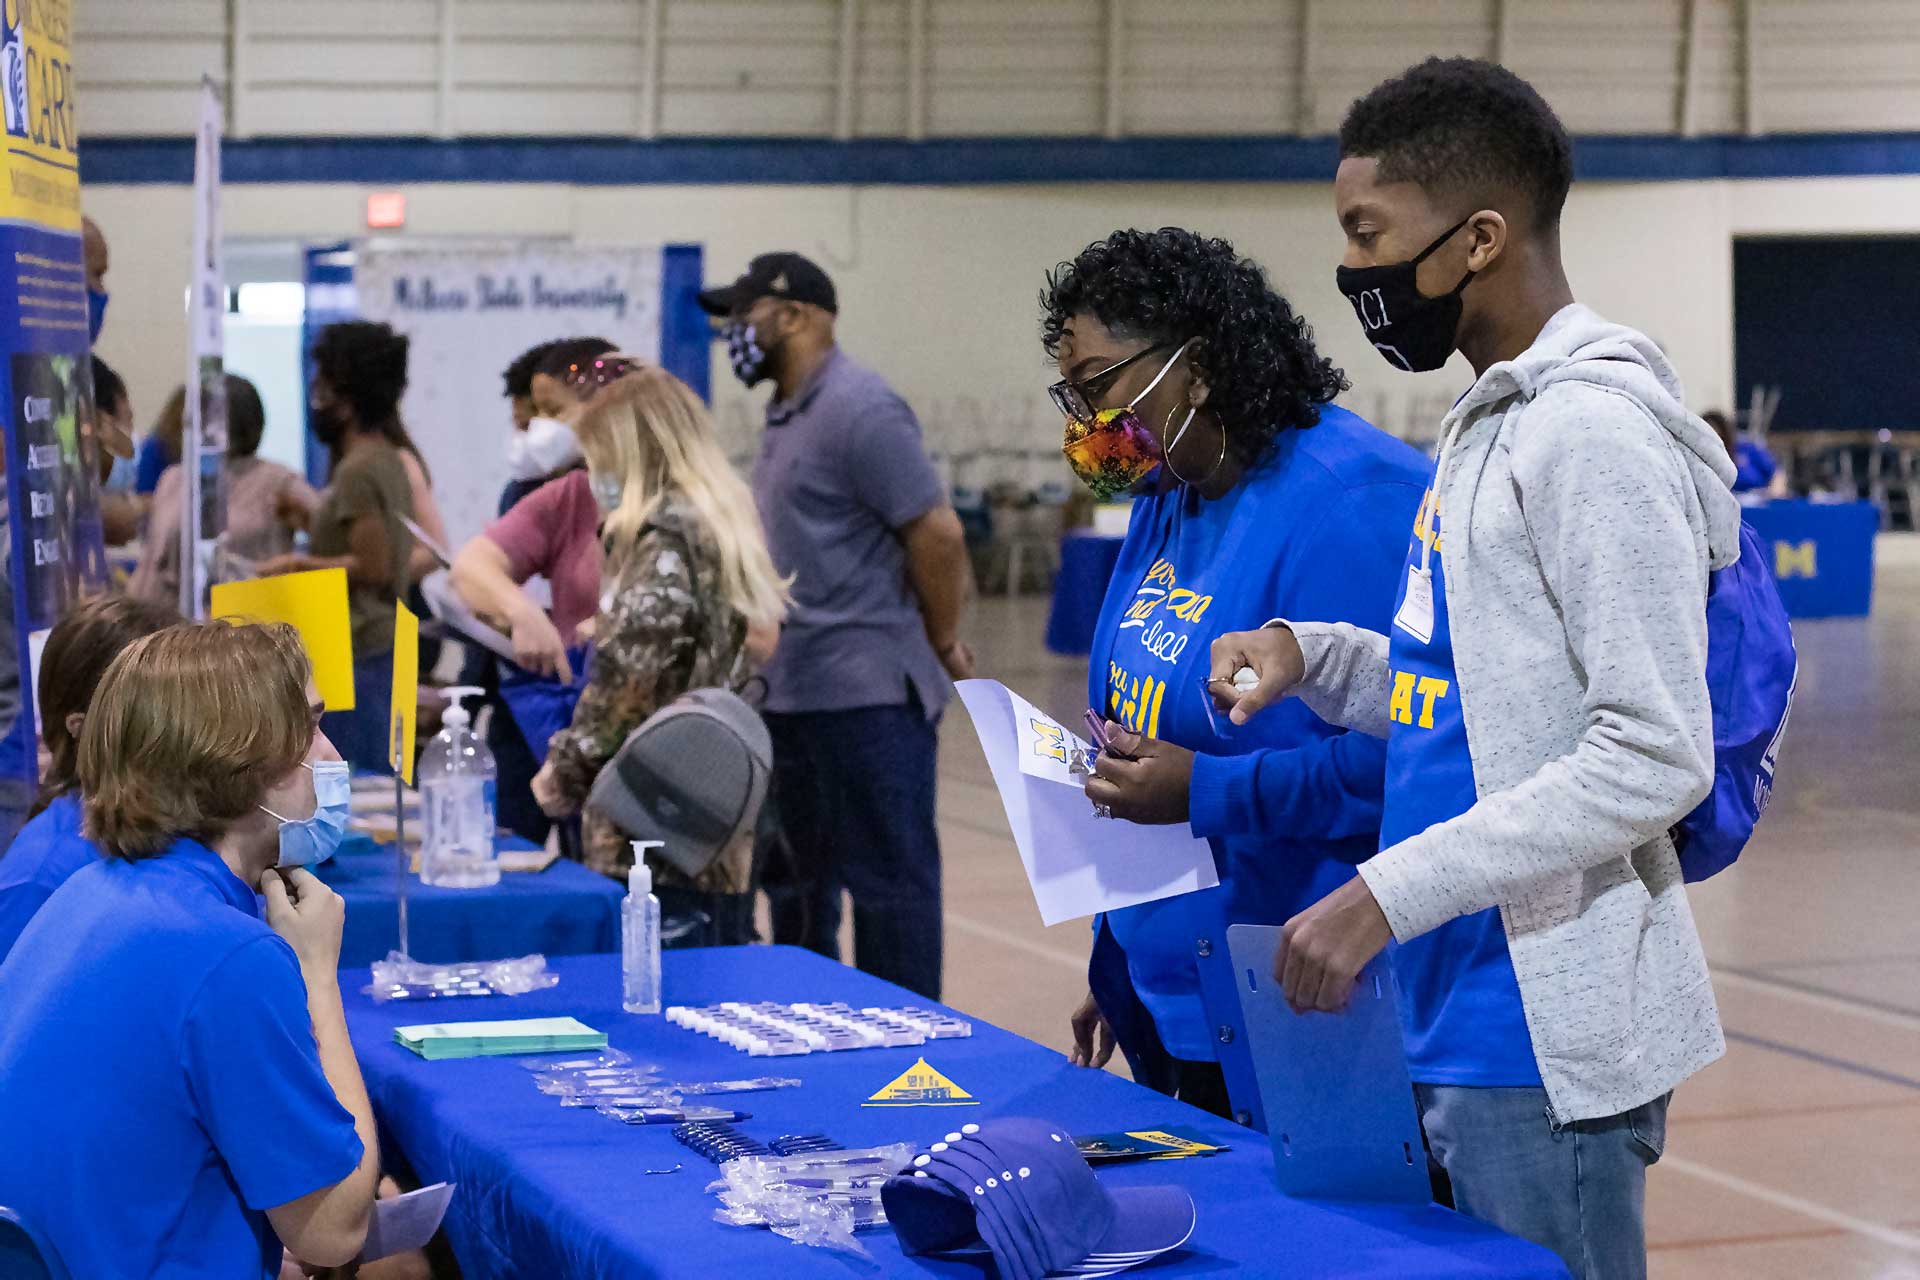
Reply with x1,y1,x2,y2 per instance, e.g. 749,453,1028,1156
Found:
1289,303,1740,1122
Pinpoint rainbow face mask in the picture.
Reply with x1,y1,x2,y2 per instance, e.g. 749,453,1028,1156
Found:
1058,340,1194,502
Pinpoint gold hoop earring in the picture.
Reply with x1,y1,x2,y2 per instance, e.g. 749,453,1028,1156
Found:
1162,404,1227,489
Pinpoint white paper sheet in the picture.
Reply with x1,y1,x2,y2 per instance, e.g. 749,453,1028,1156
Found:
362,1181,455,1261
955,679,1219,926
419,569,517,664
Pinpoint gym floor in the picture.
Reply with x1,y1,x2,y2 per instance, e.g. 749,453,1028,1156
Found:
921,535,1920,1279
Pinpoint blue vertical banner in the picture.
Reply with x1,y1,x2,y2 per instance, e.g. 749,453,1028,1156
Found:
658,242,709,405
300,242,356,489
0,0,104,808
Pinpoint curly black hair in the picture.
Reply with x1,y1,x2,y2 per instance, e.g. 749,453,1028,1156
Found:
1340,57,1573,230
502,340,559,399
1041,228,1347,468
311,320,409,429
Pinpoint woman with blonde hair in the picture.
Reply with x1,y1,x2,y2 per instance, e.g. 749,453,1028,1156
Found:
528,357,788,941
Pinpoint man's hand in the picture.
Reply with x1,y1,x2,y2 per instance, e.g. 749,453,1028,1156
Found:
1209,626,1306,726
1276,876,1395,1013
263,869,346,976
1084,725,1195,825
1067,991,1117,1069
937,639,976,682
530,761,572,819
509,609,572,682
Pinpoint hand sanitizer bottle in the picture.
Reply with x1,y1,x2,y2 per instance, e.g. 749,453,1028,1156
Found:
622,840,664,1014
419,686,498,888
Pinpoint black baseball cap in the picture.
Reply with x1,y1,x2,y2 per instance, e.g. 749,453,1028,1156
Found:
697,252,837,317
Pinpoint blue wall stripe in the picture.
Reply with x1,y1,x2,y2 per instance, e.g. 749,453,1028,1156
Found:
77,132,1920,187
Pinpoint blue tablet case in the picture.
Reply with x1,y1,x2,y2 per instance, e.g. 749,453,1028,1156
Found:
1226,923,1431,1204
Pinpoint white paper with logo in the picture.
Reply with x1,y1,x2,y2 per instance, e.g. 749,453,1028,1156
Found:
955,678,1217,926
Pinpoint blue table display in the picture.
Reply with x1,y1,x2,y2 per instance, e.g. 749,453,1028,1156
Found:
318,835,622,967
1741,499,1877,618
339,947,1569,1280
1045,533,1126,655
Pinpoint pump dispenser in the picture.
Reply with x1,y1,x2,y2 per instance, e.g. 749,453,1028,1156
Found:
419,686,499,887
623,840,664,1014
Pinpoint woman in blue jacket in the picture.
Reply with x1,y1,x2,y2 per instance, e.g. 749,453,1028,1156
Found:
1044,228,1429,1118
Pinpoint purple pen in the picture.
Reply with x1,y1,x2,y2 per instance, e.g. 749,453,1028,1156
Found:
1085,709,1137,761
1083,709,1110,752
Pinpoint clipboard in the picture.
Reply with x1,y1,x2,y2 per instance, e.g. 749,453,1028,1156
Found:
1226,923,1430,1204
400,514,454,569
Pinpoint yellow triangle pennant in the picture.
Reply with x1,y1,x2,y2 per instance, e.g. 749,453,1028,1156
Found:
862,1056,979,1107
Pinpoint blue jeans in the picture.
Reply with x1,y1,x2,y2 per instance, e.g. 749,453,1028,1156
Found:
1417,1084,1668,1280
764,697,943,1001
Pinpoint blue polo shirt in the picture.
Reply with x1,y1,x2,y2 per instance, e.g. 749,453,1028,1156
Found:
752,348,950,718
1379,491,1541,1086
0,792,98,961
0,837,364,1279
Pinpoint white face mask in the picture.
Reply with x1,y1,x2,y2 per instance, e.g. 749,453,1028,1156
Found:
506,416,583,481
589,470,623,517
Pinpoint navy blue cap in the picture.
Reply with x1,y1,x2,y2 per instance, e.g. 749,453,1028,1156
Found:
883,1118,1196,1278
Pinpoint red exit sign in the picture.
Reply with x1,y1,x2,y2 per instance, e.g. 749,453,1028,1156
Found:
365,191,407,229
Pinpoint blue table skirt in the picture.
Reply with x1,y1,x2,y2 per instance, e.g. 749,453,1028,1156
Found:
1740,498,1877,618
1045,533,1126,655
340,948,1567,1280
319,837,623,967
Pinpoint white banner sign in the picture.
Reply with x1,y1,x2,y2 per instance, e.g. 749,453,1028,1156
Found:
356,245,665,551
182,75,225,618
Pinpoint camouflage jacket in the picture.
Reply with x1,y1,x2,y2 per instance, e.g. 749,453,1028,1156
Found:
546,502,756,891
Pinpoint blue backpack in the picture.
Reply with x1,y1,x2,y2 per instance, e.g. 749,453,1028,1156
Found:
1674,520,1797,881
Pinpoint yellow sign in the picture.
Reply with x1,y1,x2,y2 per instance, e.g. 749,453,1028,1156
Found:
389,602,419,784
1126,1129,1225,1159
210,568,356,711
0,0,81,234
863,1057,978,1107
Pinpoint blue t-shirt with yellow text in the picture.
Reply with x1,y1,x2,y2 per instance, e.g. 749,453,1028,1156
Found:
1379,490,1541,1086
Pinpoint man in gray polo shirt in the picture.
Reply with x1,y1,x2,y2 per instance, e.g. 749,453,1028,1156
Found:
701,253,973,1000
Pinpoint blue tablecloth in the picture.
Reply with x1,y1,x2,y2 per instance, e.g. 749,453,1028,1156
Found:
340,948,1567,1280
1045,533,1126,655
1740,499,1877,617
318,837,623,967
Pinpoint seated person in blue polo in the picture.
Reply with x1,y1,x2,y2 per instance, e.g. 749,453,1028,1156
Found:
1044,228,1427,1115
0,595,179,961
0,619,378,1279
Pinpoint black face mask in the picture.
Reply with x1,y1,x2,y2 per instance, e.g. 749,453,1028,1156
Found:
310,398,349,448
1335,215,1476,373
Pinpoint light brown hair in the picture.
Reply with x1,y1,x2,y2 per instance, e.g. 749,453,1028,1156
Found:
80,620,315,860
32,595,181,816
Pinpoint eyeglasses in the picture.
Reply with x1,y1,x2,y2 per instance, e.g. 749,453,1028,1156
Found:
563,355,643,395
1047,344,1173,420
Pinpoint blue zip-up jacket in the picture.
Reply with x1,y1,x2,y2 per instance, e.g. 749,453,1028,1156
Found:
1085,405,1427,1114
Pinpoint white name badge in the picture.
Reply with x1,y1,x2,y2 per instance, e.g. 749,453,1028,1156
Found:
1394,568,1435,645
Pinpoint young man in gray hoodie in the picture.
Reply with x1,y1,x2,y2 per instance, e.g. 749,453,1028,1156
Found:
1211,59,1741,1278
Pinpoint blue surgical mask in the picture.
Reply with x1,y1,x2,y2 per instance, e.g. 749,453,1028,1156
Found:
261,759,352,869
87,288,108,342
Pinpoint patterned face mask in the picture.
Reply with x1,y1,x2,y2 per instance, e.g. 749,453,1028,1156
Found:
1058,340,1195,502
722,321,771,387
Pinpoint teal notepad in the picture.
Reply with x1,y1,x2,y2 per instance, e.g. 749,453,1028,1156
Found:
394,1016,607,1061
